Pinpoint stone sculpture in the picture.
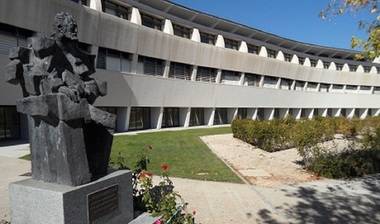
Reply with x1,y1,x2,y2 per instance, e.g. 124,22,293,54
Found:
5,12,116,186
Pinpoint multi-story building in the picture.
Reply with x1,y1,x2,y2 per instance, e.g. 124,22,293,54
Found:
1,0,380,140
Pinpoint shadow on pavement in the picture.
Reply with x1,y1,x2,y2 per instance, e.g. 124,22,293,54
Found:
256,174,380,224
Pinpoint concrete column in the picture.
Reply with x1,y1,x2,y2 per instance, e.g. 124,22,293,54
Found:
151,107,164,129
191,28,201,42
303,82,308,91
329,84,333,92
228,108,239,123
248,108,258,120
89,0,102,11
316,59,323,69
356,65,364,73
130,54,139,74
130,7,142,25
259,75,265,87
205,108,215,126
374,109,380,116
215,35,225,48
295,108,302,120
216,69,222,83
342,63,350,72
347,108,355,119
259,46,268,57
239,73,245,85
328,62,336,70
370,66,377,74
276,51,285,61
163,19,174,35
239,41,248,53
276,77,281,89
116,107,131,132
371,86,375,94
163,61,171,78
321,108,328,117
343,85,347,94
291,80,296,90
191,65,198,81
316,83,321,92
360,109,369,119
303,58,311,67
357,86,361,94
333,108,342,117
291,55,299,64
279,108,289,119
180,108,191,128
308,109,315,119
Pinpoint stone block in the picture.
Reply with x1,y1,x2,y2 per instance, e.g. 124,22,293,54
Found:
5,59,22,84
9,170,134,224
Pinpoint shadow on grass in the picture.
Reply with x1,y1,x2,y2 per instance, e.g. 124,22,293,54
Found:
257,174,380,224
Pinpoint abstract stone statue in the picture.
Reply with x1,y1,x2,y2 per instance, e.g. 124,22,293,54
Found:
5,12,116,186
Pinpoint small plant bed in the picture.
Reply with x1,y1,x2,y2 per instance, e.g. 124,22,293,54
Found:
232,116,380,179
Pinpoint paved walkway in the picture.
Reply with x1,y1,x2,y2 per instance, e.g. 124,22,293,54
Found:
1,144,380,223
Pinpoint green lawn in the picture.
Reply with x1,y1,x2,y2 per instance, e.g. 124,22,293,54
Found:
111,127,243,183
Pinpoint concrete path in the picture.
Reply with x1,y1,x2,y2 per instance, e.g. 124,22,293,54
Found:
1,145,380,223
0,141,29,158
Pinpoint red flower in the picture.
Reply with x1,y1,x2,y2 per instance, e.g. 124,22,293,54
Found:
160,163,170,172
192,210,196,215
154,219,161,224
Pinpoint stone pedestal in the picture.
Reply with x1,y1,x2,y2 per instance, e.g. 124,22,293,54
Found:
9,170,134,224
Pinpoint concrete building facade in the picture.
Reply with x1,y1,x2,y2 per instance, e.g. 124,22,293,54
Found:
1,0,380,140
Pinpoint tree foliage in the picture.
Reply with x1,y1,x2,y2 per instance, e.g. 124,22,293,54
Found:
321,0,380,59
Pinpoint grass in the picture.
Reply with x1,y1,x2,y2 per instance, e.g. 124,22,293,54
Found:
20,127,242,183
111,127,243,183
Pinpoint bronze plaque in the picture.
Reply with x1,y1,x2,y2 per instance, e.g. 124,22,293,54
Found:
88,185,119,223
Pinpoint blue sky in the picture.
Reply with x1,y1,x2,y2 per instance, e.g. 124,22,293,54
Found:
171,0,373,50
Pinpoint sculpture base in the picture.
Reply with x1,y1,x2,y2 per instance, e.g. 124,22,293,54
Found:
9,170,134,224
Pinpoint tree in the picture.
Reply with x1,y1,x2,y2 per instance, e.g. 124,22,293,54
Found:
321,0,380,60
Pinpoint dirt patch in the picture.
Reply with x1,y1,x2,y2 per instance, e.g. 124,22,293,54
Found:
201,134,320,187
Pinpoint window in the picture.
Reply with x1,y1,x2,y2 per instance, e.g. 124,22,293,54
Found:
310,59,317,67
196,67,217,82
190,108,204,126
377,67,380,74
81,0,88,6
214,108,228,125
320,83,330,93
323,61,330,69
298,57,305,65
284,53,292,62
237,108,248,119
96,48,132,72
336,63,343,71
364,66,371,73
103,1,130,20
267,49,277,58
173,24,191,39
374,87,380,94
307,82,318,91
0,23,33,55
244,73,261,87
221,70,240,85
200,32,216,45
141,13,163,30
247,44,259,55
0,106,20,140
349,64,357,72
263,76,278,88
295,81,306,91
169,62,192,80
129,107,151,131
280,78,292,90
138,56,164,76
224,38,239,50
162,108,180,128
